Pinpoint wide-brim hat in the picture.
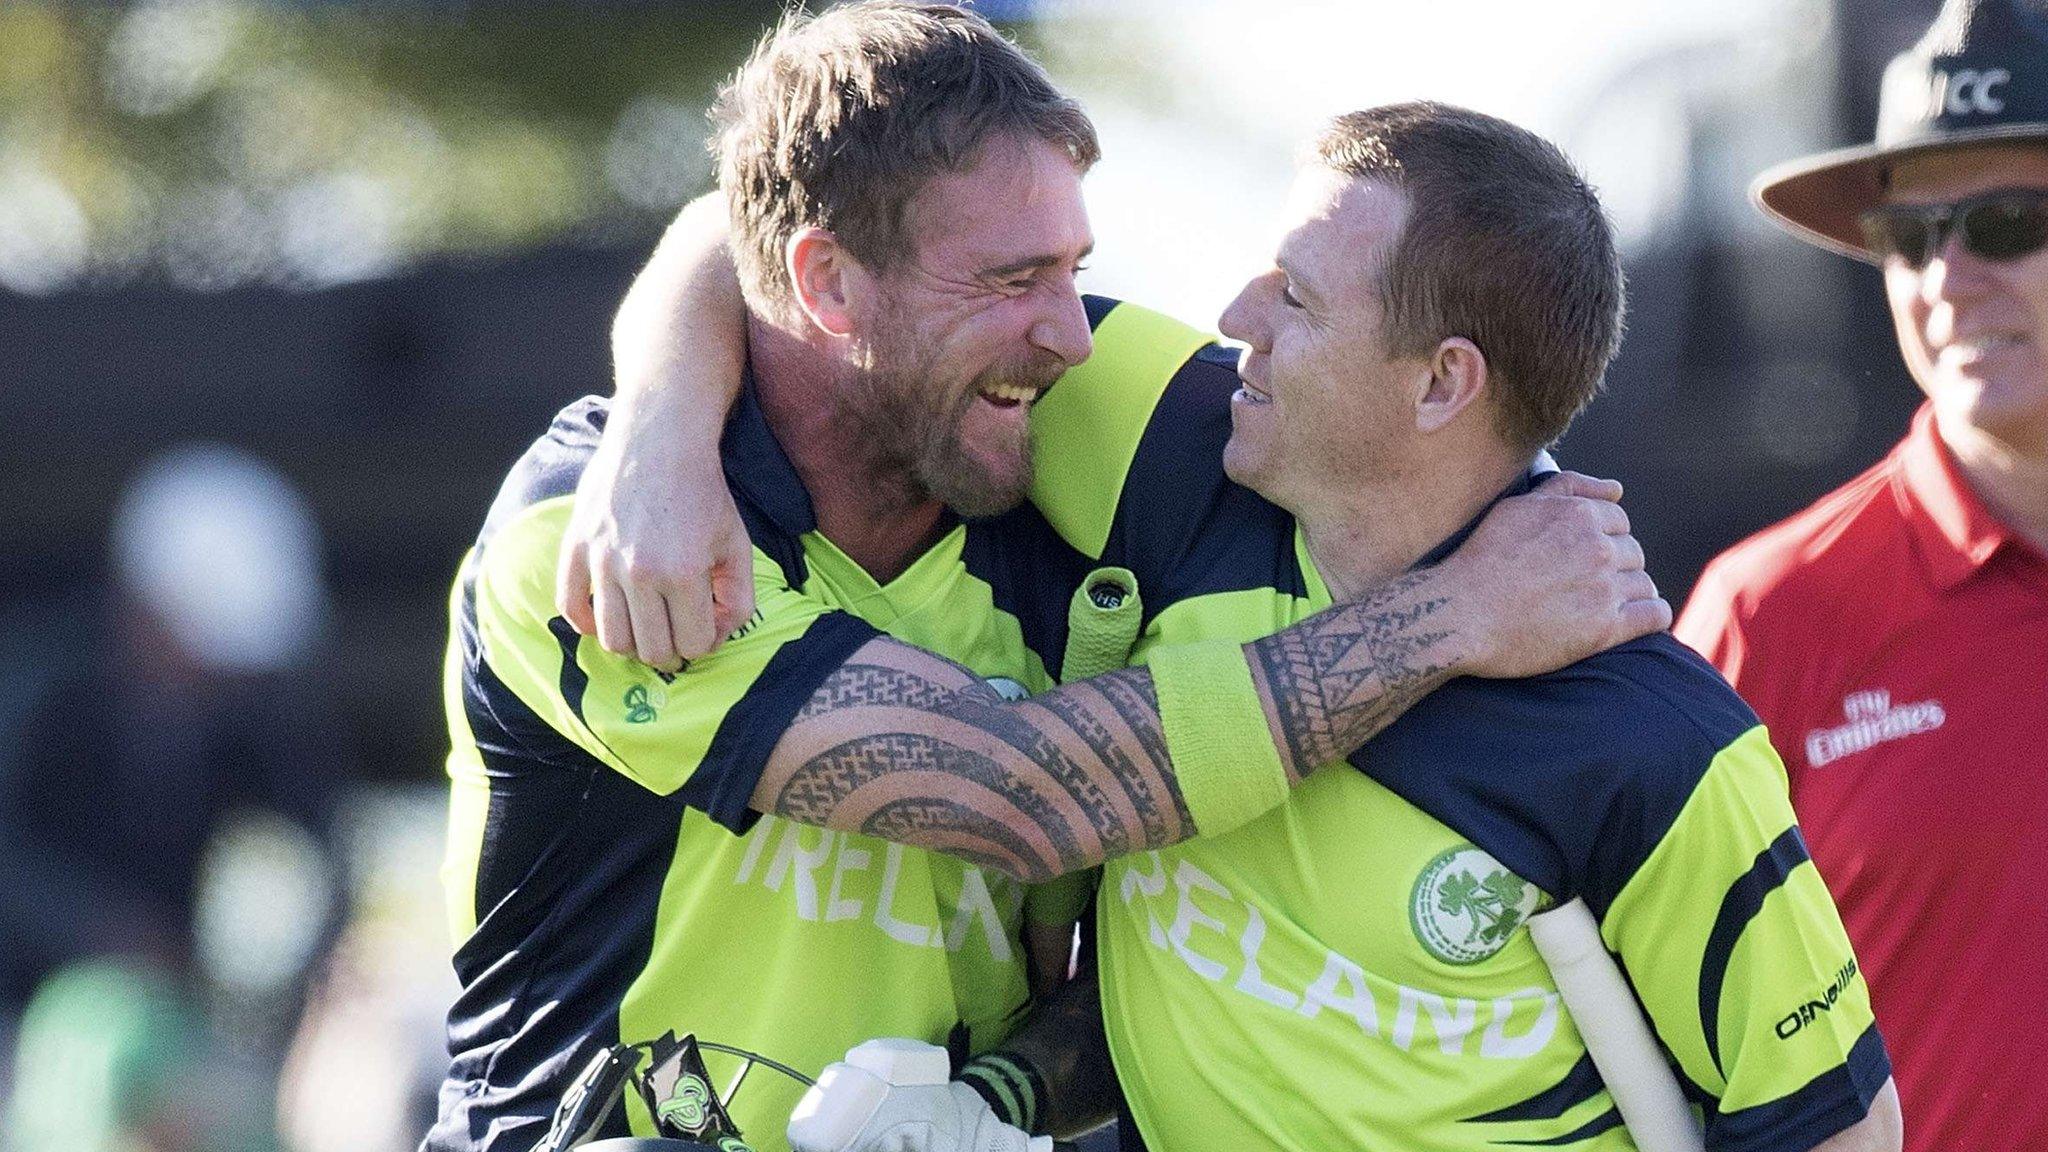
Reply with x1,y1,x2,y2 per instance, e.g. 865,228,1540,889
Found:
1754,0,2048,262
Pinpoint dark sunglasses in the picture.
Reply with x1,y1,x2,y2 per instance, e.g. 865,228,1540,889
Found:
1858,189,2048,269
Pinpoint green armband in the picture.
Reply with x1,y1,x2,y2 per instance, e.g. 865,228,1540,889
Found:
958,1052,1045,1133
1147,639,1289,836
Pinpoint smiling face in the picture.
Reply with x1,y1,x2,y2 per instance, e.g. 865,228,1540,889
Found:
845,132,1095,517
1218,168,1423,513
1883,144,2048,454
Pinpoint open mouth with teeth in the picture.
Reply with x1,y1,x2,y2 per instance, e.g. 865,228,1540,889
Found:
977,381,1042,409
1235,380,1273,405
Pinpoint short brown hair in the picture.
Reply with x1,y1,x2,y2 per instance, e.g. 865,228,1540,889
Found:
713,1,1100,319
1313,102,1625,453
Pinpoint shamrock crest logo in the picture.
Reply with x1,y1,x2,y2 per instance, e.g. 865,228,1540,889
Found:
1409,844,1542,965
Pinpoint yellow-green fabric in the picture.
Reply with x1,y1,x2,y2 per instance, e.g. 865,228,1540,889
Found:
469,499,851,797
431,394,1104,1152
1028,300,1215,559
1145,639,1288,838
1030,298,1888,1152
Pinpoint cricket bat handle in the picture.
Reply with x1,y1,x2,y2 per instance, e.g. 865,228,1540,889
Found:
1527,898,1705,1152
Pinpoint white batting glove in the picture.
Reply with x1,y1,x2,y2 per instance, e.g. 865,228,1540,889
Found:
787,1039,1051,1152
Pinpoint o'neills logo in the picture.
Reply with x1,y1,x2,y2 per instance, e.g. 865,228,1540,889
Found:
1775,957,1860,1040
1804,689,1945,767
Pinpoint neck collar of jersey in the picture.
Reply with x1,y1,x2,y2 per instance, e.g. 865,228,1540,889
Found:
721,364,819,539
1411,463,1546,572
1895,402,2020,590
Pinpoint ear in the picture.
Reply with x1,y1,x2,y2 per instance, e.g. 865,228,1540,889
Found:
786,226,863,338
1415,336,1488,435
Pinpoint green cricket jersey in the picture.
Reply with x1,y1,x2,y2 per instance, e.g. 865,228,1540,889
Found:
1026,299,1891,1152
428,389,1096,1152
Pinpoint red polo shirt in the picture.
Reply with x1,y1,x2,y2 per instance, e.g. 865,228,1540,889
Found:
1678,403,2048,1152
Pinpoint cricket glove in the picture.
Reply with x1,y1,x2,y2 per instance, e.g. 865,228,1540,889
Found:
787,1039,1051,1152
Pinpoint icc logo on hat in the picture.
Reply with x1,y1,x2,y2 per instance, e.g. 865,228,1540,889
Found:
1755,0,2048,260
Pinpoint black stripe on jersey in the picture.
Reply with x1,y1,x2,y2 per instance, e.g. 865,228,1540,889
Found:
541,613,648,797
1116,1097,1150,1152
429,761,690,1152
1101,346,1305,621
437,578,697,1152
1707,1023,1890,1152
549,616,594,724
468,682,599,932
733,500,810,590
684,610,882,833
961,502,1097,679
457,578,571,778
458,580,631,932
1467,1053,1608,1122
1494,1107,1627,1147
475,397,607,554
723,379,817,589
1083,293,1120,330
1699,826,1812,1075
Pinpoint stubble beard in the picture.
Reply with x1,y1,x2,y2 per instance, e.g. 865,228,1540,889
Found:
850,330,1054,520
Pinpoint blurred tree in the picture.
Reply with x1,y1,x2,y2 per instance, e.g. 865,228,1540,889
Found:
0,0,778,293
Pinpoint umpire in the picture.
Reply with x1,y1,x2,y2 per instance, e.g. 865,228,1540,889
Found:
1677,2,2048,1149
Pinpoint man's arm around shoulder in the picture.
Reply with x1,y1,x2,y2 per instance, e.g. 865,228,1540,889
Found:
748,479,1669,882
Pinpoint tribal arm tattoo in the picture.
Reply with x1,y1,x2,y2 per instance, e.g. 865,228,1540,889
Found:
1243,570,1462,774
753,642,1185,882
749,566,1469,883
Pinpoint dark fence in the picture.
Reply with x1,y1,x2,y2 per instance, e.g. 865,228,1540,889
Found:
3,245,641,780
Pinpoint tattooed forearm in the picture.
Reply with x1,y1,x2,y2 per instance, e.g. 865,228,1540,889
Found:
1246,570,1460,775
771,661,1186,882
758,569,1471,880
798,662,963,712
775,725,1081,880
858,796,1043,881
1030,670,1190,848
